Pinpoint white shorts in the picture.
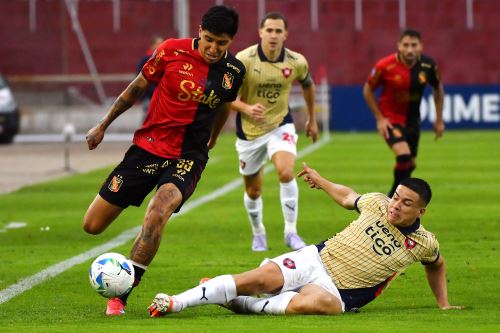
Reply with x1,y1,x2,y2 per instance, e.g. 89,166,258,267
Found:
263,245,345,312
236,123,298,176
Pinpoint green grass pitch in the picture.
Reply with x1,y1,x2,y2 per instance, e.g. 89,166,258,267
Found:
0,130,499,332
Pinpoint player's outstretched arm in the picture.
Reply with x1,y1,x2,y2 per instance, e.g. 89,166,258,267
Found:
297,162,358,210
86,73,147,150
424,255,464,310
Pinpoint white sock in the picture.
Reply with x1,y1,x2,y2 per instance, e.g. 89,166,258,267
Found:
280,179,298,235
244,192,265,235
230,291,298,315
173,275,237,311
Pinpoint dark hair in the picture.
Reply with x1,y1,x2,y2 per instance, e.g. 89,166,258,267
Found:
399,178,432,206
201,5,239,38
260,12,288,30
400,28,421,41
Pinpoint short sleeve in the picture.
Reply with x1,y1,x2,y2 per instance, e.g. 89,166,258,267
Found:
355,193,389,215
141,39,171,84
420,235,440,265
366,62,384,89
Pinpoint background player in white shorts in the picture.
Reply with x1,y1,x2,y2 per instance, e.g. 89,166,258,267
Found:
232,12,318,251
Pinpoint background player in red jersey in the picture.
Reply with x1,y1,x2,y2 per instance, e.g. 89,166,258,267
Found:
82,5,245,315
136,35,164,119
363,29,445,197
148,163,463,316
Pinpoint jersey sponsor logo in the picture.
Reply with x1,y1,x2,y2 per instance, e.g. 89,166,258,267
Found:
282,67,292,78
178,63,194,77
147,49,165,75
365,220,402,256
108,175,123,193
178,80,221,108
282,258,296,269
404,237,416,249
222,72,234,90
226,62,241,74
257,82,282,104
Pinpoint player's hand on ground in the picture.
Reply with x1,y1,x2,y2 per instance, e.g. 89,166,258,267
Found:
305,119,319,143
85,125,105,150
376,117,392,139
434,120,445,140
297,162,322,189
244,103,266,121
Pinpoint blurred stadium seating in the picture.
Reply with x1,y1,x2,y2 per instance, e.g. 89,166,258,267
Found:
0,0,498,134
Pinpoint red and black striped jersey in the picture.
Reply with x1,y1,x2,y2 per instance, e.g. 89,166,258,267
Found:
136,38,245,160
366,53,441,126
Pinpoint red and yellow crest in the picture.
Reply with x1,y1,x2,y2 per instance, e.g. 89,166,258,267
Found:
222,73,234,90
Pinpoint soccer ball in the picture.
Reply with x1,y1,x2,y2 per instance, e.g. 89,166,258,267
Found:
89,252,135,298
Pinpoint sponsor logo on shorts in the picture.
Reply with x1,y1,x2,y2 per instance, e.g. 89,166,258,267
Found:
283,258,296,269
239,159,246,170
108,175,123,193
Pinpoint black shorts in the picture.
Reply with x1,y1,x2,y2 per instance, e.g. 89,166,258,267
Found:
99,145,207,212
385,123,420,157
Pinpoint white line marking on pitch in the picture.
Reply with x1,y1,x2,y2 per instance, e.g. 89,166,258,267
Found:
0,137,329,304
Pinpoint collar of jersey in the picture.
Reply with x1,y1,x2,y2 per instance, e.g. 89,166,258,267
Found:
396,218,421,236
258,43,285,63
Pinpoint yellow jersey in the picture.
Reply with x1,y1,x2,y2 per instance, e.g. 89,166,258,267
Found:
235,44,310,140
319,192,440,310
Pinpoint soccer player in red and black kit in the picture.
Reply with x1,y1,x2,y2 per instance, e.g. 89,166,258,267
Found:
363,29,445,197
82,5,245,315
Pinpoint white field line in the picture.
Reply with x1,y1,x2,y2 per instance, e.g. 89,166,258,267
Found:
0,137,329,304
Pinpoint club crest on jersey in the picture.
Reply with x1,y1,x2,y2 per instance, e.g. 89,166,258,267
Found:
418,71,427,84
282,67,292,78
222,72,234,90
108,175,123,193
283,258,296,269
405,237,416,249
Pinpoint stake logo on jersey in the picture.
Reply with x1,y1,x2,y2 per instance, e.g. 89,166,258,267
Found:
178,80,221,109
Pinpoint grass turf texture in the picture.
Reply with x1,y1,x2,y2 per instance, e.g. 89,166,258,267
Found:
0,130,499,332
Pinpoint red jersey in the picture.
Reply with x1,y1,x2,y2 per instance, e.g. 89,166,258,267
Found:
366,53,441,125
136,38,245,160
